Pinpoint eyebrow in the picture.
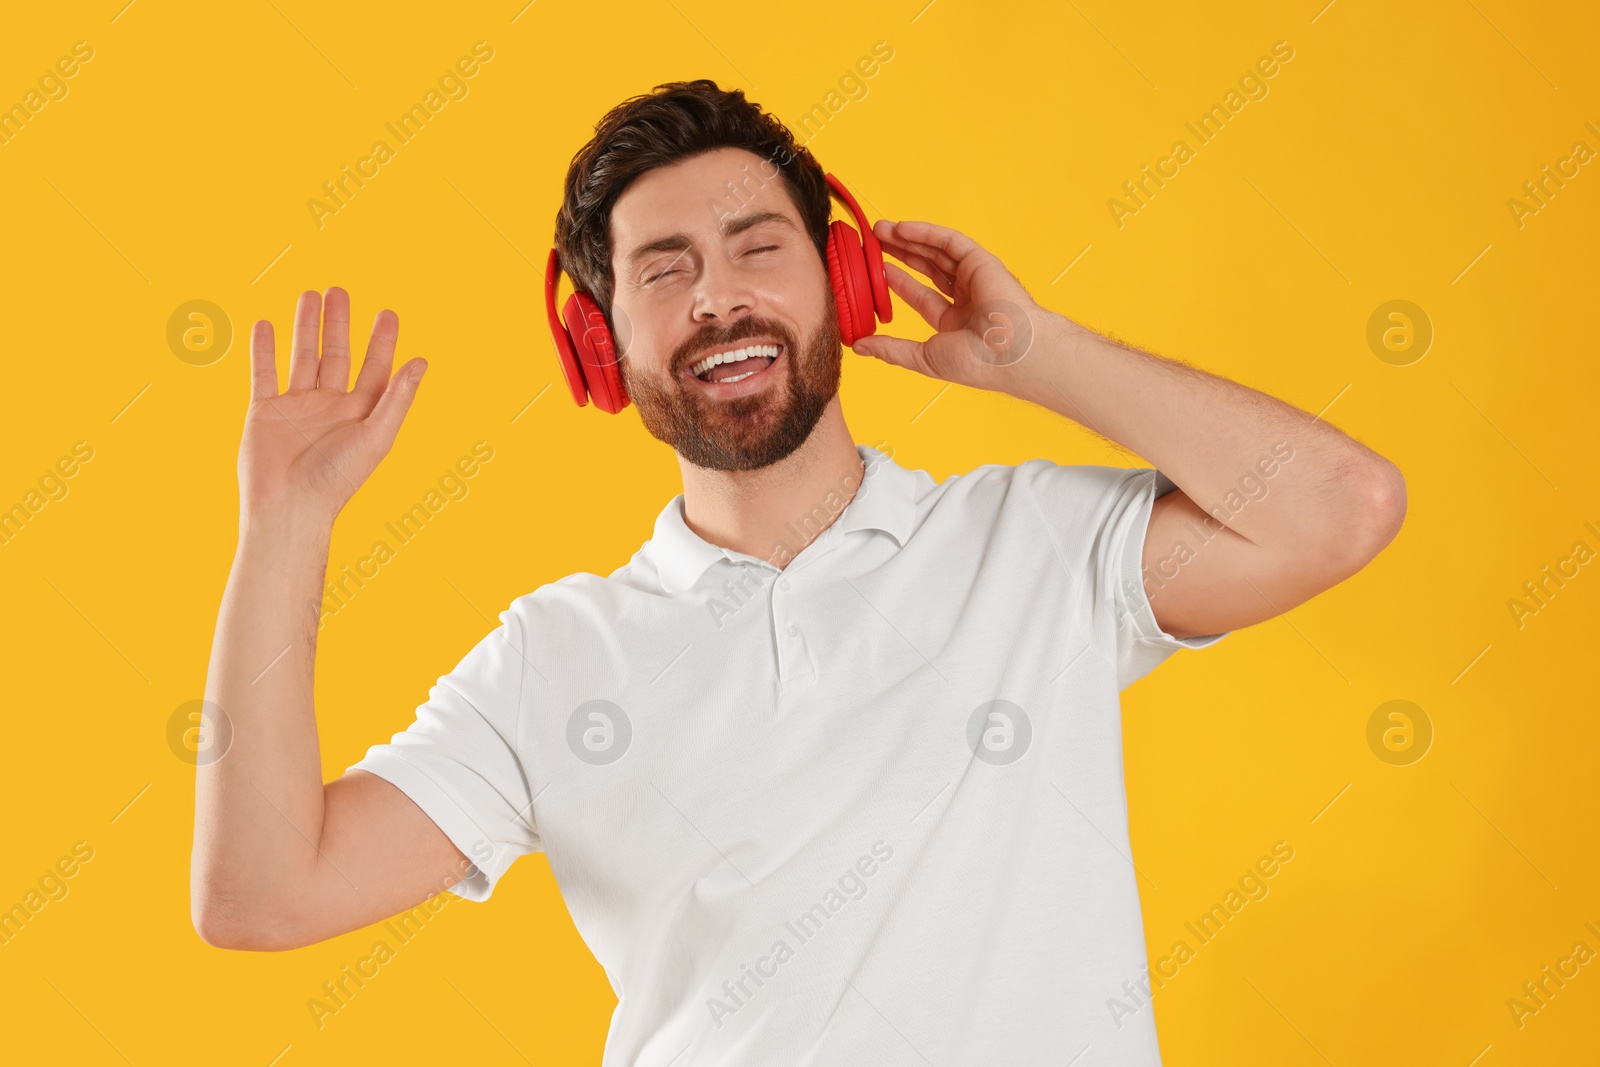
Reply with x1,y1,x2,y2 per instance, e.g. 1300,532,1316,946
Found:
625,211,797,270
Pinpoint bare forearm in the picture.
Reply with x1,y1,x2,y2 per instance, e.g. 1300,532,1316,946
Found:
1011,314,1402,554
193,509,333,927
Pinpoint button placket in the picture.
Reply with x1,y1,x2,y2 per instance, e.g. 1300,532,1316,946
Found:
768,567,787,686
771,567,809,691
775,572,797,638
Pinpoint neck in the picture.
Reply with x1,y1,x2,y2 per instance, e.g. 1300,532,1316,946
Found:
676,398,864,571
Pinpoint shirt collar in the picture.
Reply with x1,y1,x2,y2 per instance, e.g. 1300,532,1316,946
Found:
649,443,916,594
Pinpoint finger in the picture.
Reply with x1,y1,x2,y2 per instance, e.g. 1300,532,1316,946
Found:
288,290,322,392
884,262,952,330
897,239,962,287
364,357,427,448
249,320,279,402
882,219,982,262
879,242,956,297
318,286,352,392
352,309,400,409
875,222,962,282
850,332,927,372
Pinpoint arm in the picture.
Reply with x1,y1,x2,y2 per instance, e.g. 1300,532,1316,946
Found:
853,219,1406,640
193,287,466,951
1005,323,1404,640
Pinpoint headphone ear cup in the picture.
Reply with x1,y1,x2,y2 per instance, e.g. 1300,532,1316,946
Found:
551,319,591,408
562,291,630,414
826,219,874,346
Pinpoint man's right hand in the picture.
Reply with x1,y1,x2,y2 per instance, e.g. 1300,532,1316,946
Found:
241,287,427,526
195,285,477,952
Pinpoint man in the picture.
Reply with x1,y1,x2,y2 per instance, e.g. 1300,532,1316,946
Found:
192,80,1405,1065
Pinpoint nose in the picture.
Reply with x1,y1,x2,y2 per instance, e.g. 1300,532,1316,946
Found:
691,246,757,326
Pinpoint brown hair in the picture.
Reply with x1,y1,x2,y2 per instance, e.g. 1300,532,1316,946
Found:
554,79,831,331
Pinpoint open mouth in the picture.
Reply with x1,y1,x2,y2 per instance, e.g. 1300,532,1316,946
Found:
684,343,784,396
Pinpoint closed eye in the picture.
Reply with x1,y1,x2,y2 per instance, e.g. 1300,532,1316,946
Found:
647,245,778,283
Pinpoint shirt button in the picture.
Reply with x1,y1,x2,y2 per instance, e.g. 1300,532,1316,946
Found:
787,624,798,636
779,579,790,590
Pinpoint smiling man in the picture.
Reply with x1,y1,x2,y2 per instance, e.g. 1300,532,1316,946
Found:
605,151,846,482
194,80,1406,1065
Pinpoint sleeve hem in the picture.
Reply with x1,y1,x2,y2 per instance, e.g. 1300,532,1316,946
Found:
1124,469,1231,650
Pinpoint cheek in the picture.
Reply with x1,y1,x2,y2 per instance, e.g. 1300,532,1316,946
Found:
611,301,672,374
609,304,636,356
633,330,679,379
768,261,830,329
624,337,668,383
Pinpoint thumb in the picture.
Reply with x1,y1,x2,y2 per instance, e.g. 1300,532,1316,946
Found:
366,358,427,445
851,334,924,370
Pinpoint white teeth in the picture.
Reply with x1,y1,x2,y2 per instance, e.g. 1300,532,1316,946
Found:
691,344,780,380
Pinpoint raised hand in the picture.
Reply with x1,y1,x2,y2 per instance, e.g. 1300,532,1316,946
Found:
239,287,427,527
850,219,1061,392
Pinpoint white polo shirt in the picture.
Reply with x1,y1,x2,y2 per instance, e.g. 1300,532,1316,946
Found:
349,443,1228,1065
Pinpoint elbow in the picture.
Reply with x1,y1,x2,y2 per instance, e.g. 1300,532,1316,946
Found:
191,896,249,950
191,893,305,952
1364,460,1408,553
190,848,324,951
191,862,253,950
1342,460,1407,564
1308,462,1406,575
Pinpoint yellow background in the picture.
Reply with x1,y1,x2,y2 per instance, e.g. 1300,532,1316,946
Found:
2,0,1596,1063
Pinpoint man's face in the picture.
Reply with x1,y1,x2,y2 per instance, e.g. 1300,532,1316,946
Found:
608,146,841,472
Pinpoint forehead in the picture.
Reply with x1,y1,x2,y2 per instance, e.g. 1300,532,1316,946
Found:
610,146,798,250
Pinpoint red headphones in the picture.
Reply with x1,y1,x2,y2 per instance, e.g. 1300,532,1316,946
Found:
544,171,893,414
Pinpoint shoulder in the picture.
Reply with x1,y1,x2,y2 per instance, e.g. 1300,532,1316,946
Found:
1011,456,1154,500
929,455,1154,520
995,459,1163,575
504,551,674,633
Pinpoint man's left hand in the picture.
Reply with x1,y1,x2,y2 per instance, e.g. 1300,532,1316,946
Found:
851,219,1063,392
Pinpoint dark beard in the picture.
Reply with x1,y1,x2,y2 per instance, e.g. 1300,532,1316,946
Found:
620,290,842,473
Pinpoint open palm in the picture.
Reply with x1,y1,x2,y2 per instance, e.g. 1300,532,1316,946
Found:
240,288,426,524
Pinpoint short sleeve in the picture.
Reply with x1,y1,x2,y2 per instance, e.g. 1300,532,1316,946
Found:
346,602,542,902
1023,461,1229,690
